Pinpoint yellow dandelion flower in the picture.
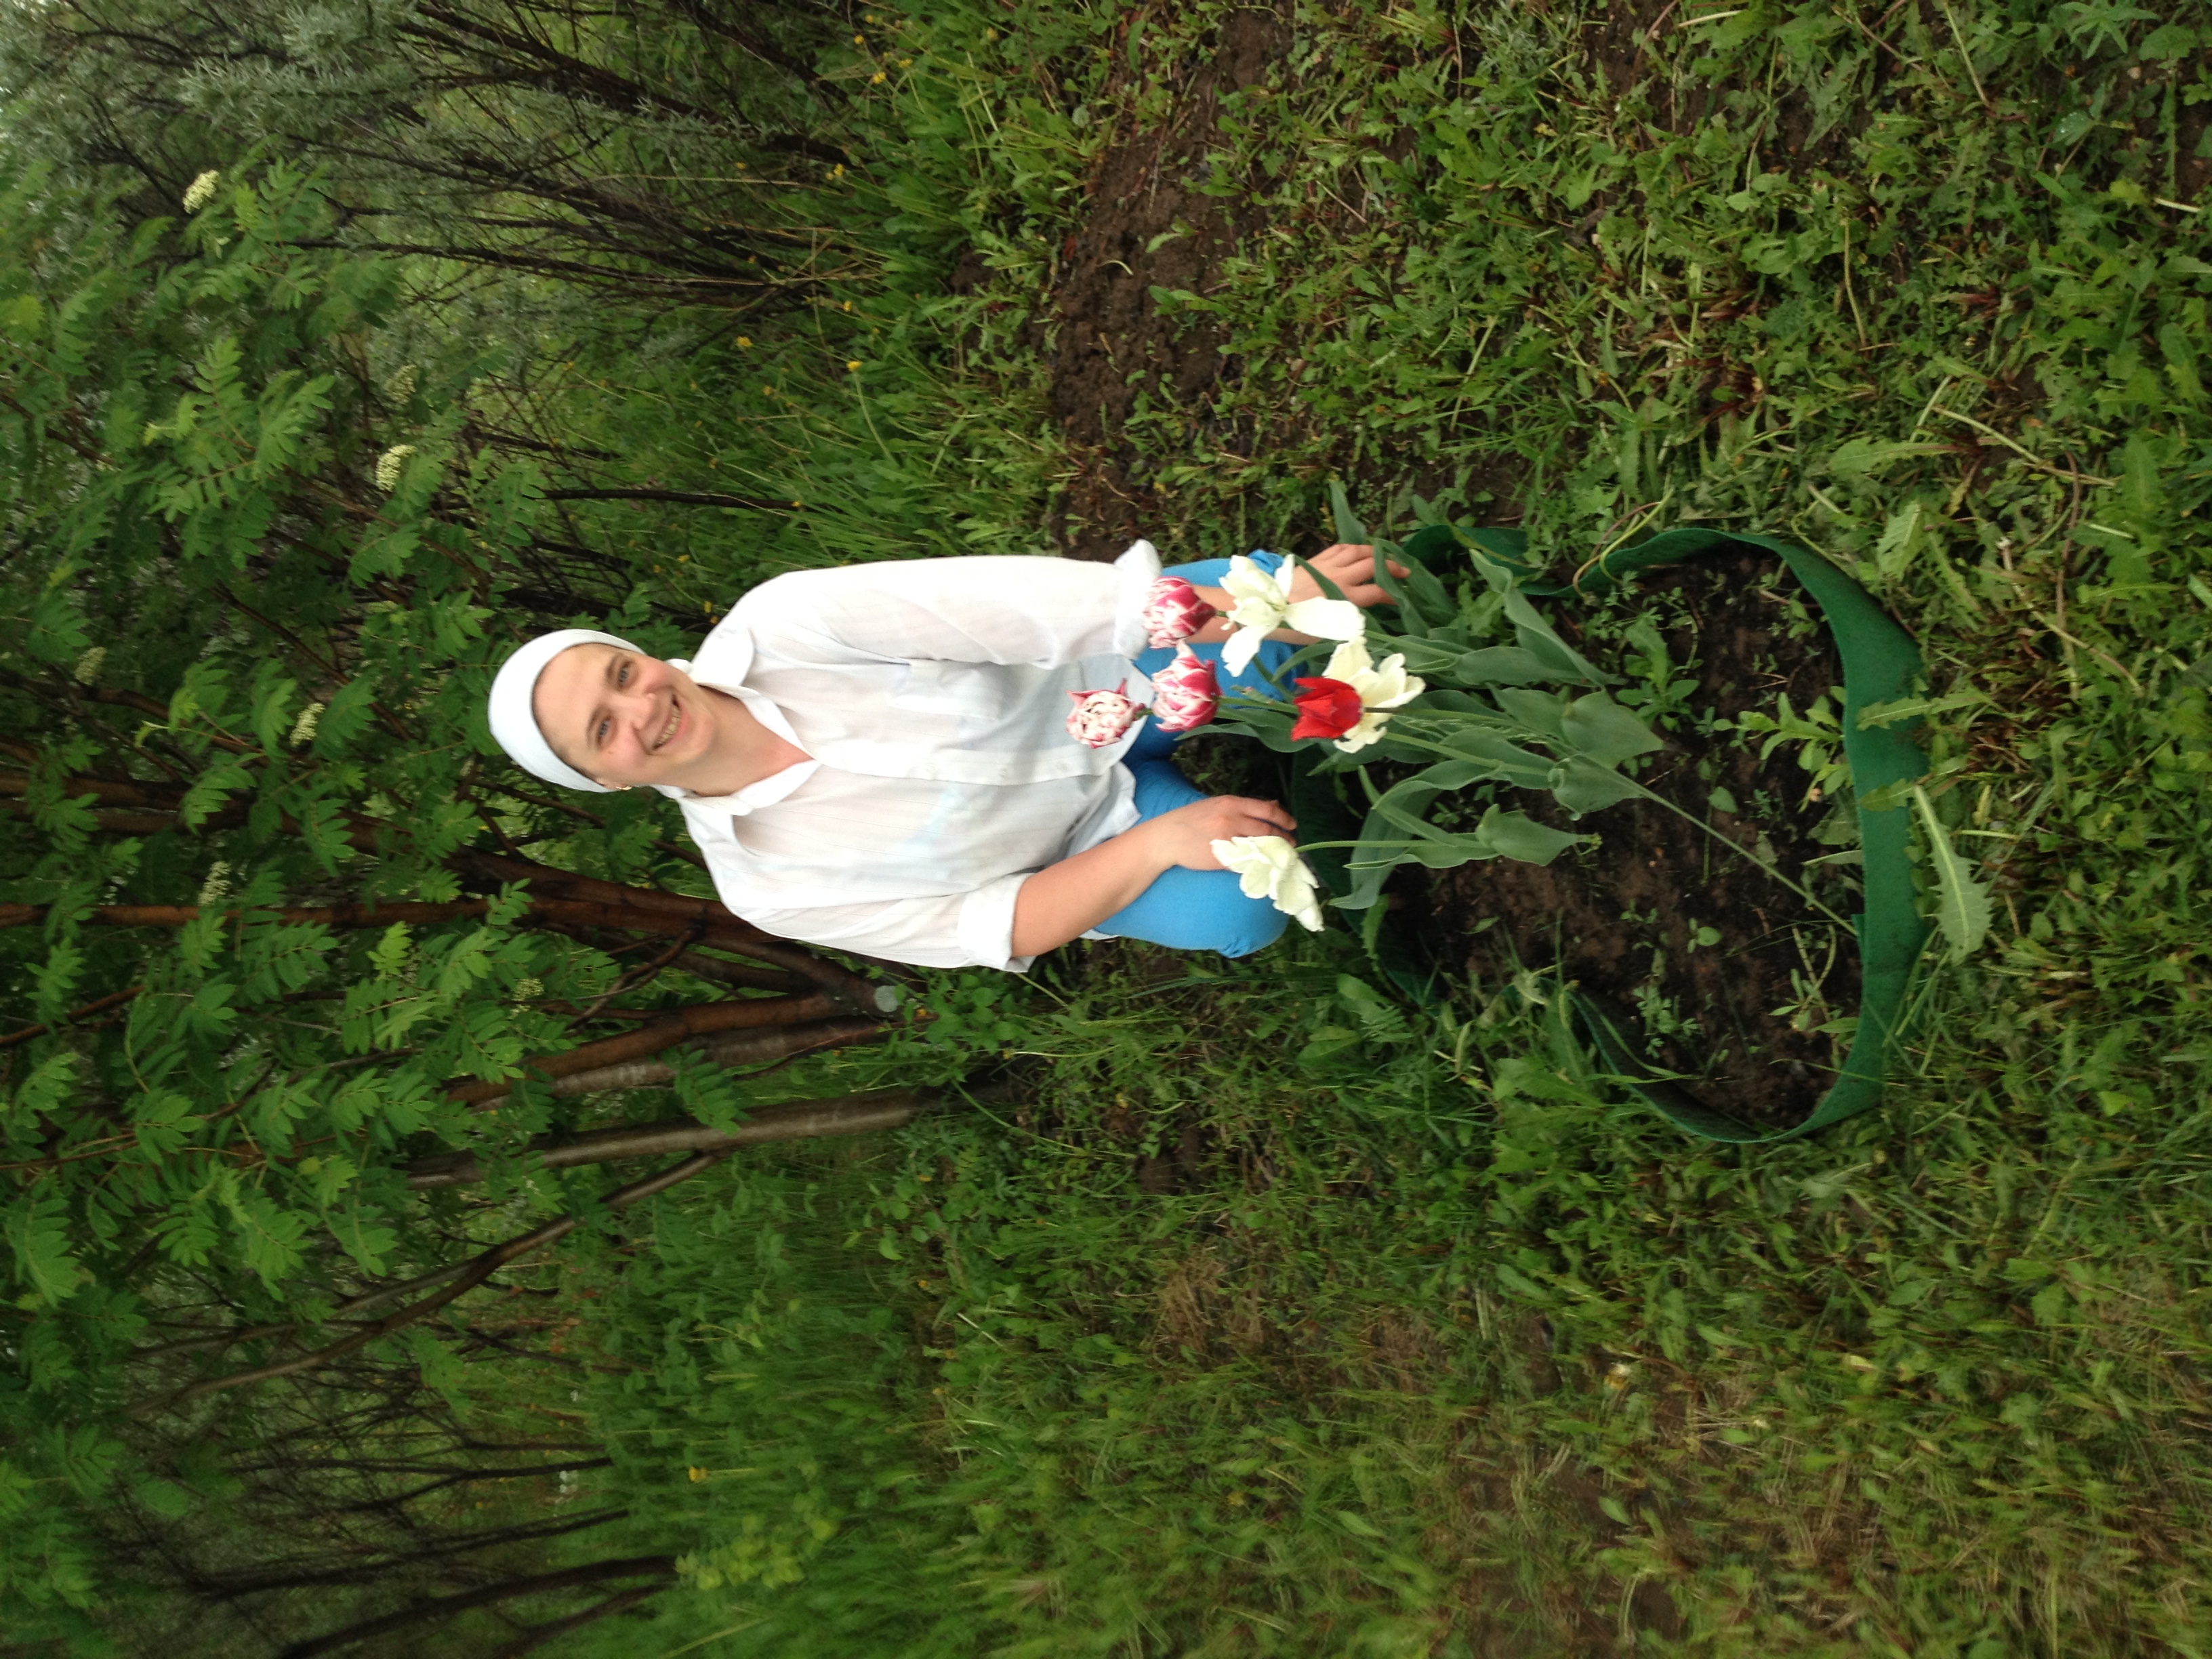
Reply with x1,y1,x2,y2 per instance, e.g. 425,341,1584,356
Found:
853,32,865,43
688,1466,708,1482
846,359,862,371
737,335,753,347
871,70,886,83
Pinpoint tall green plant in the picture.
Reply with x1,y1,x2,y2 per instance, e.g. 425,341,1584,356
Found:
0,159,888,1645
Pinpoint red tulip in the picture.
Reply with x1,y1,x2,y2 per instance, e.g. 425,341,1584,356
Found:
1290,676,1364,741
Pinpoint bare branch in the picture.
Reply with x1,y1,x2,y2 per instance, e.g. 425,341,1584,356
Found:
278,1555,676,1659
406,1086,941,1187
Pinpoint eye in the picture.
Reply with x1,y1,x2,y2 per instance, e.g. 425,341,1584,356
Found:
595,717,611,745
617,659,631,687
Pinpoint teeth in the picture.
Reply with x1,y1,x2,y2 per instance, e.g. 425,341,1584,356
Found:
656,703,679,750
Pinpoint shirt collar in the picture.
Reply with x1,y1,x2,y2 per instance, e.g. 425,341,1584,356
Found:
652,623,820,817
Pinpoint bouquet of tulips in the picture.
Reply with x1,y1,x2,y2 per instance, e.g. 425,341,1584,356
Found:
1200,487,1681,922
1062,489,1696,933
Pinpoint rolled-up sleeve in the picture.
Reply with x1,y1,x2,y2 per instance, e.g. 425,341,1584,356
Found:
738,541,1161,668
739,872,1037,973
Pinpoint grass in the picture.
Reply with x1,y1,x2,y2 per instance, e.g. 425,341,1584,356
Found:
466,0,2212,1651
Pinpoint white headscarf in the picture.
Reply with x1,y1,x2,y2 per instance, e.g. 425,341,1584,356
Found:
487,628,640,793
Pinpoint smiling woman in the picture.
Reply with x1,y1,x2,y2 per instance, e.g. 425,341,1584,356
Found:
485,545,1402,970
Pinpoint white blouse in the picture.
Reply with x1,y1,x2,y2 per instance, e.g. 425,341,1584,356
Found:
662,541,1166,972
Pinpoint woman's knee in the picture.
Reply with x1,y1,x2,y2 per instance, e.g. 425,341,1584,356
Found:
1211,899,1291,958
1096,865,1292,958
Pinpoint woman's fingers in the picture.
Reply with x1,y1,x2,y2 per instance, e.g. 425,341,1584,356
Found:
1305,543,1412,605
1207,796,1294,834
1155,795,1298,870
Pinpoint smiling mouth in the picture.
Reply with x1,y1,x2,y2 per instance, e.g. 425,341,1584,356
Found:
653,697,682,752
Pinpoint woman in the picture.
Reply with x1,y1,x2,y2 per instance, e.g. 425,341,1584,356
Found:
486,541,1402,970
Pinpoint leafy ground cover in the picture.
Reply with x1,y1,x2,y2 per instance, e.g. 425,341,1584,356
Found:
567,1,2212,1652
9,0,2212,1652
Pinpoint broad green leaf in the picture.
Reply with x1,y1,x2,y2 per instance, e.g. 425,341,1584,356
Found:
1435,729,1557,789
1494,687,1568,743
1474,807,1589,866
1452,646,1568,686
1501,586,1614,684
1559,693,1663,765
1551,756,1641,815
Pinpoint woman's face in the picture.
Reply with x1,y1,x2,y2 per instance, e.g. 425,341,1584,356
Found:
532,642,718,789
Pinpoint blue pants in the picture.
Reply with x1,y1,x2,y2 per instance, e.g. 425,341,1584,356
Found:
1092,554,1301,958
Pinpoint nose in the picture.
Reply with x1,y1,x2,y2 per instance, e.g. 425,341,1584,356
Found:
613,663,663,738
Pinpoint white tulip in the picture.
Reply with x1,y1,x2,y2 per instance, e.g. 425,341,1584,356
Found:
1218,555,1365,676
1209,834,1326,932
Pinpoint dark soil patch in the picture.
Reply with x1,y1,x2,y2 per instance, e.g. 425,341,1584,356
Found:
1046,5,1290,561
1411,548,1862,1131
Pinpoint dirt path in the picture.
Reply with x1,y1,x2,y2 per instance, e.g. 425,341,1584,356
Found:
1044,5,1290,560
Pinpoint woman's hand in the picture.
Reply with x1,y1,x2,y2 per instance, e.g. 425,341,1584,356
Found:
1185,544,1415,644
1286,543,1412,609
1139,794,1298,871
1008,793,1300,956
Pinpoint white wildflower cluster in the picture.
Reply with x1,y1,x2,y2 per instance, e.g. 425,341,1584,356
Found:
385,364,419,403
73,647,106,686
511,977,544,1003
182,170,222,213
197,861,232,908
289,701,324,748
374,443,416,492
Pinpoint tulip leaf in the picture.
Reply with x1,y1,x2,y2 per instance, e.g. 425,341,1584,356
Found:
1390,636,1469,676
1418,760,1500,790
1395,550,1456,627
1559,693,1664,766
1551,755,1643,816
1408,837,1495,869
1504,588,1616,684
1473,807,1590,866
1452,646,1565,686
1494,687,1568,743
1435,729,1557,789
1329,479,1368,546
